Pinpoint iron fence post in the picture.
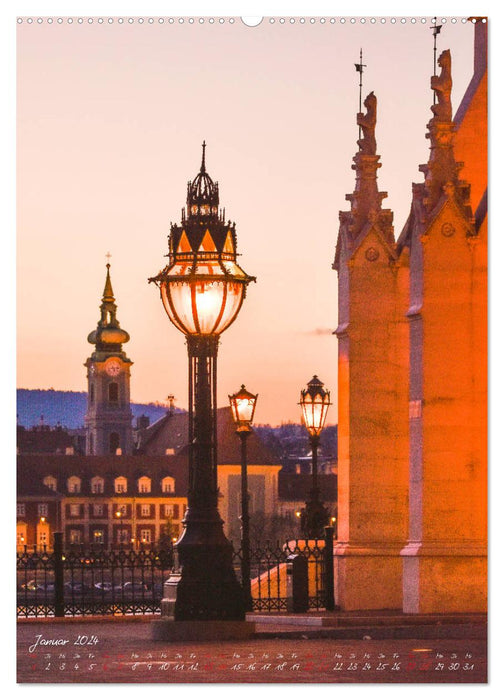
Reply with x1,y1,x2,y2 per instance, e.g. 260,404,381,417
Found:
323,525,335,611
53,532,65,617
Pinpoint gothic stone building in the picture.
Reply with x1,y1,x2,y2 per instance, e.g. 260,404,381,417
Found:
333,20,487,613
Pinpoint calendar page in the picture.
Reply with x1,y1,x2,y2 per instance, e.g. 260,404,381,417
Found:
15,2,488,689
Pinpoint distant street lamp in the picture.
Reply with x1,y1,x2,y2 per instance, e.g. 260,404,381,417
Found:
229,384,258,612
149,142,255,621
299,375,331,538
115,509,125,547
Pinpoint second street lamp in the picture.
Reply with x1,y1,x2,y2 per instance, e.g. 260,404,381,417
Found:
299,375,331,539
149,143,255,621
229,384,258,612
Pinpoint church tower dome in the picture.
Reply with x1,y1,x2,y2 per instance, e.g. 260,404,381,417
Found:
87,263,130,349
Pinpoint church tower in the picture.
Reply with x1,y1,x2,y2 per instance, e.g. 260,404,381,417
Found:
84,263,133,455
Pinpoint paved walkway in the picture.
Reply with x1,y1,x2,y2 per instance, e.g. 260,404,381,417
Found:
17,612,487,684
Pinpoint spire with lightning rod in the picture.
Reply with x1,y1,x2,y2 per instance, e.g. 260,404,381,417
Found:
354,49,367,144
431,17,443,103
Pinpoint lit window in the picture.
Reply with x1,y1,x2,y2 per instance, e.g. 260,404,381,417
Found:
115,504,127,516
38,503,49,517
17,525,27,547
140,529,151,544
91,476,104,494
164,504,180,519
67,476,81,494
43,475,57,491
140,504,151,517
138,476,151,493
114,476,127,494
93,530,104,544
17,503,26,517
161,476,175,493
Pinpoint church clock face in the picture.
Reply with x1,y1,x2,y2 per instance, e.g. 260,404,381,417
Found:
106,359,121,376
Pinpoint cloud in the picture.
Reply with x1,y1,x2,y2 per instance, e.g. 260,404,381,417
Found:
304,328,335,336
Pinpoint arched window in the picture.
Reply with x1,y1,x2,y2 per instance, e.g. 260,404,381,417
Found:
161,476,175,493
91,476,104,494
89,383,95,404
138,476,151,494
43,475,57,491
109,432,120,454
114,476,127,494
108,382,119,402
89,433,94,455
67,475,81,494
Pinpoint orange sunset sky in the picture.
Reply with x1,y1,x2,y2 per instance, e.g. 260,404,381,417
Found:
17,13,475,426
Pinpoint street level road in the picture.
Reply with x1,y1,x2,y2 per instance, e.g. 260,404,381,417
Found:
17,620,487,684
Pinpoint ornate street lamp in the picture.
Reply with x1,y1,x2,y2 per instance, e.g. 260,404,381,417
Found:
299,375,331,538
229,384,258,612
149,142,255,621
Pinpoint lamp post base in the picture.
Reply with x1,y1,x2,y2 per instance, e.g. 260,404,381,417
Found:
160,507,246,621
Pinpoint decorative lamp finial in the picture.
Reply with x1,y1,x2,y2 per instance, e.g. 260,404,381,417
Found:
201,140,207,173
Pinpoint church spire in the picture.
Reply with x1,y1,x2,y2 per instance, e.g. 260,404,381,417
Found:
341,89,394,245
87,261,130,351
419,49,473,220
102,262,115,303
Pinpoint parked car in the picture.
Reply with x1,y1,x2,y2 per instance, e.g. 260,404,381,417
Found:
94,581,113,592
19,580,54,592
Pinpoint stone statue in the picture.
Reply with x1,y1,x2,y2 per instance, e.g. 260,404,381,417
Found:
431,49,452,121
357,91,377,155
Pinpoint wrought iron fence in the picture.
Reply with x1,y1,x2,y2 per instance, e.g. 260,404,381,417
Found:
17,534,173,618
232,530,335,613
17,531,334,618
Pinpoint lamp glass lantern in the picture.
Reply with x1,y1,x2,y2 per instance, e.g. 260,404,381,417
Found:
229,385,258,432
299,375,331,436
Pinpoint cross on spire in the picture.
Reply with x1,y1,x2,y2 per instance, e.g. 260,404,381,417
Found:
355,49,367,140
431,17,443,84
105,251,112,268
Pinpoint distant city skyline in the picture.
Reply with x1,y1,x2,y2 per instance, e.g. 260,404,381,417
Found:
17,16,474,425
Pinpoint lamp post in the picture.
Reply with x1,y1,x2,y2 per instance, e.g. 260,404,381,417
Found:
229,384,258,612
115,509,125,547
299,375,331,539
149,143,255,621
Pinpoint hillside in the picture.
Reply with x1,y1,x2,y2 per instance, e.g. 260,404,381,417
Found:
16,389,171,429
